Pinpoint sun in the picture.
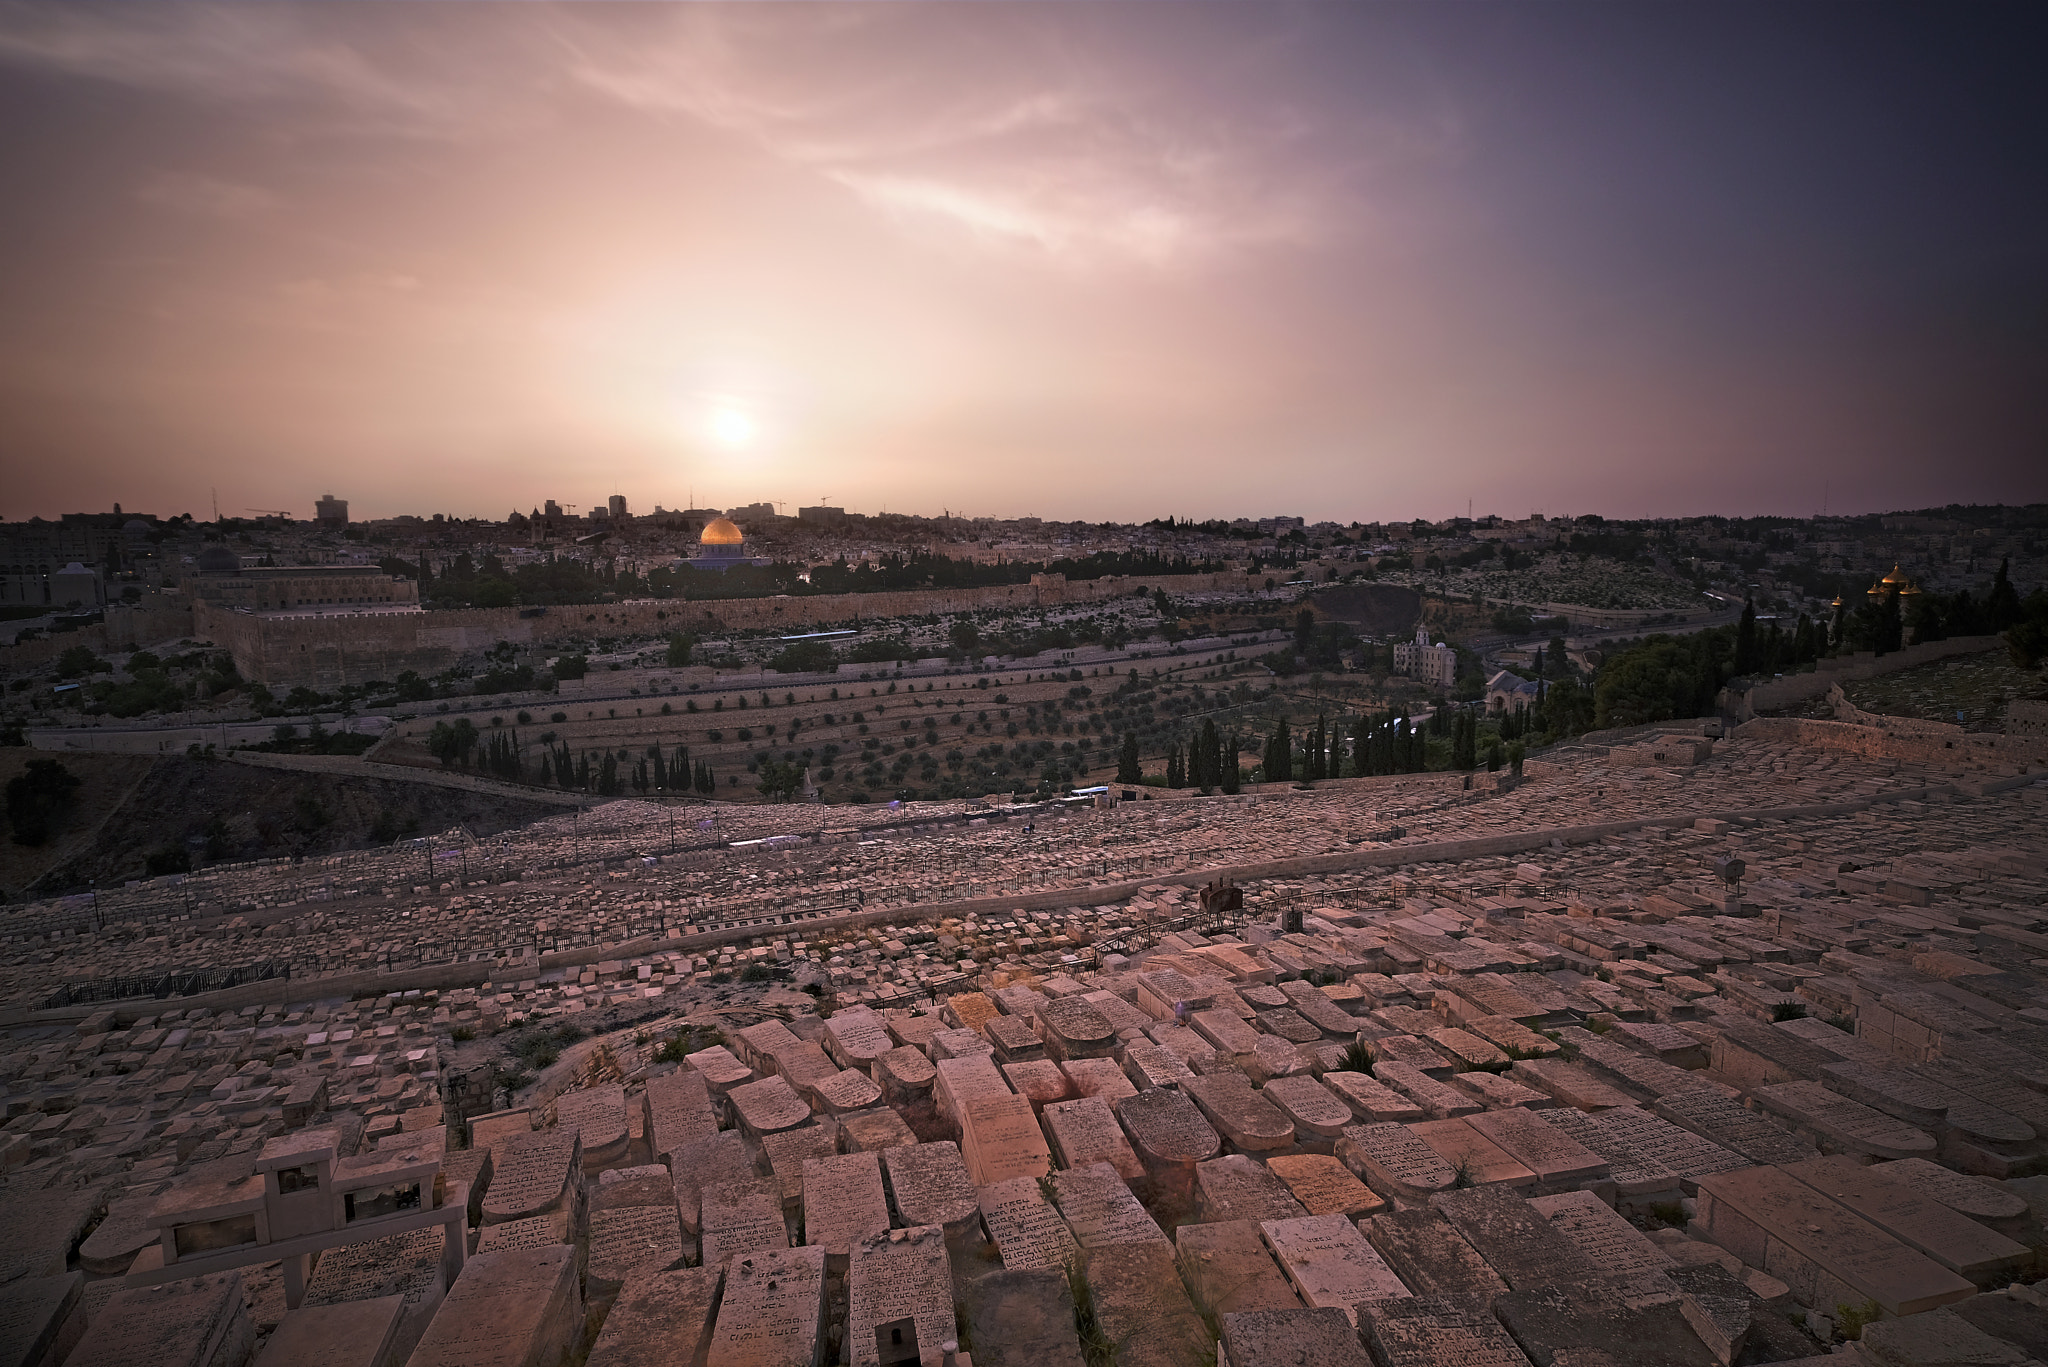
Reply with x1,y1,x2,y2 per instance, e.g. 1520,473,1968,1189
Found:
709,408,755,448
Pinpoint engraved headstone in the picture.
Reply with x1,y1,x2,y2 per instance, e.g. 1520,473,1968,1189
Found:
959,1093,1052,1187
1265,1153,1385,1218
643,1069,719,1164
1196,1154,1310,1224
847,1225,954,1367
68,1271,253,1367
587,1204,686,1298
1359,1294,1533,1367
252,1296,403,1367
481,1129,581,1225
1175,1219,1303,1316
977,1175,1080,1271
1049,1161,1167,1247
1365,1207,1509,1310
700,1177,789,1271
803,1151,892,1260
1260,1213,1408,1325
404,1246,582,1367
881,1142,981,1240
1042,1095,1144,1181
585,1267,721,1367
1336,1122,1456,1201
708,1246,829,1367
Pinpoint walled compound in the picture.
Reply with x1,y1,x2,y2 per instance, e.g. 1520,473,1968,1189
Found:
2,711,2047,1367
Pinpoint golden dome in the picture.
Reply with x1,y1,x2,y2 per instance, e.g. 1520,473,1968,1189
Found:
700,517,744,546
1830,595,1844,609
1881,564,1908,585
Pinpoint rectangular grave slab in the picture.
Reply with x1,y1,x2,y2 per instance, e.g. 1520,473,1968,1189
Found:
685,1045,753,1097
0,1188,103,1287
588,1204,686,1299
1260,1213,1408,1326
1118,1041,1197,1092
1751,1081,1937,1161
405,1245,581,1367
1043,1095,1145,1181
881,1143,980,1240
1492,1283,1717,1367
1197,1154,1310,1224
1081,1240,1210,1367
481,1129,582,1226
1049,1161,1167,1247
1463,1107,1611,1188
1872,1157,2029,1228
1038,997,1117,1062
1058,1058,1137,1103
556,1084,630,1169
840,1106,919,1153
1264,1153,1385,1219
729,1075,814,1141
1176,1219,1303,1318
1429,1186,1612,1293
253,1297,403,1367
977,1175,1079,1272
1780,1155,2030,1285
1365,1208,1510,1310
1260,1075,1353,1140
1650,1088,1819,1167
847,1226,954,1367
1527,1189,1676,1281
1184,1073,1296,1151
1321,1070,1426,1123
1337,1122,1456,1201
1511,1059,1633,1112
762,1127,840,1212
708,1245,829,1367
802,1151,891,1260
1373,1062,1480,1119
71,1271,252,1367
1359,1294,1534,1367
595,1164,675,1213
672,1129,757,1234
585,1267,721,1367
1693,1164,1975,1318
934,1055,1010,1129
0,1273,83,1367
825,1008,897,1071
960,1094,1052,1187
700,1178,788,1271
1571,1105,1745,1193
1218,1307,1374,1367
965,1269,1085,1367
1410,1118,1537,1190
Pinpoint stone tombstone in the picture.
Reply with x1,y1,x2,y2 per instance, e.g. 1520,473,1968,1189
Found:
1579,1105,1748,1190
1184,1073,1296,1151
1750,1081,1936,1161
402,1246,582,1367
1259,1075,1356,1139
1175,1220,1304,1317
672,1129,758,1234
1463,1107,1610,1187
1858,1306,2034,1367
1260,1214,1409,1325
1118,1041,1197,1093
1526,1189,1675,1282
1079,1241,1210,1367
475,1215,562,1255
686,1045,754,1097
762,1126,841,1210
700,1177,790,1271
1779,1154,2029,1284
1037,996,1117,1061
1873,1157,2028,1225
964,1269,1085,1367
729,1075,814,1140
1428,1187,1611,1294
1196,1155,1310,1224
1409,1118,1537,1190
1359,1294,1535,1367
708,1246,829,1367
1265,1153,1386,1219
481,1128,582,1225
68,1271,253,1367
1648,1087,1817,1167
643,1069,719,1164
802,1151,892,1260
840,1106,919,1153
1489,1283,1717,1367
1336,1122,1456,1201
302,1225,449,1363
1528,1107,1681,1198
252,1297,404,1367
977,1175,1080,1272
1058,1058,1137,1103
1042,1095,1145,1181
1049,1161,1167,1248
594,1164,675,1213
0,1188,101,1287
78,1189,172,1276
587,1203,686,1298
959,1093,1052,1187
847,1225,955,1367
826,1007,898,1071
585,1267,722,1367
1320,1070,1425,1124
1218,1307,1374,1367
1693,1164,1974,1318
555,1083,630,1167
1364,1208,1510,1310
881,1142,981,1240
0,1273,83,1367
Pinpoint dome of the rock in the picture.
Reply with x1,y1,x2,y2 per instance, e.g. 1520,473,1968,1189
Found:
700,517,744,546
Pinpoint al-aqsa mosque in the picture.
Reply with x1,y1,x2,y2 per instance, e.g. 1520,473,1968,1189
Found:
682,515,770,573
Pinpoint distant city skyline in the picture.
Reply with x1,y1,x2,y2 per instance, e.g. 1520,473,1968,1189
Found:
2,3,2043,525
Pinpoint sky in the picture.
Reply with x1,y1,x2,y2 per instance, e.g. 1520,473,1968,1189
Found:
0,2,2043,526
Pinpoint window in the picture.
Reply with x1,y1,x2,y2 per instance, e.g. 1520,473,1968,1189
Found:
343,1181,423,1223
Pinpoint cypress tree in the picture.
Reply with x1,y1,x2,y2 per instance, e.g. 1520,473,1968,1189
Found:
1221,730,1241,794
1734,596,1758,675
1117,732,1142,785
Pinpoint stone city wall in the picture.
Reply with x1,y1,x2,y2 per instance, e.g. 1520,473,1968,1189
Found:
1726,634,2004,719
0,598,197,672
1733,715,2048,770
196,571,1270,688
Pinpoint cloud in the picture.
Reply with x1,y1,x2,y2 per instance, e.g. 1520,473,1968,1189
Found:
136,171,276,220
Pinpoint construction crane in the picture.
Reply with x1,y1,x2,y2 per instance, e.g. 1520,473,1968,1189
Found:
245,508,292,518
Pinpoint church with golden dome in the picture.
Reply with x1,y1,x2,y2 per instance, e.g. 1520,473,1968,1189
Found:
682,515,770,573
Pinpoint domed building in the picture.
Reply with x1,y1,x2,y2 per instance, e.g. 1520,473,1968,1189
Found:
683,516,770,573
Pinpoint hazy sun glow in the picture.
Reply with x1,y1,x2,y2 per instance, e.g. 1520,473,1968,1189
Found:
709,409,756,449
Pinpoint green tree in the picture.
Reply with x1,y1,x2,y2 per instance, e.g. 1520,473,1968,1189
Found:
1196,719,1222,793
666,633,695,667
1734,597,1757,675
1165,741,1185,789
1988,557,2023,629
1220,729,1242,794
1263,718,1293,782
1116,732,1141,785
5,759,80,846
